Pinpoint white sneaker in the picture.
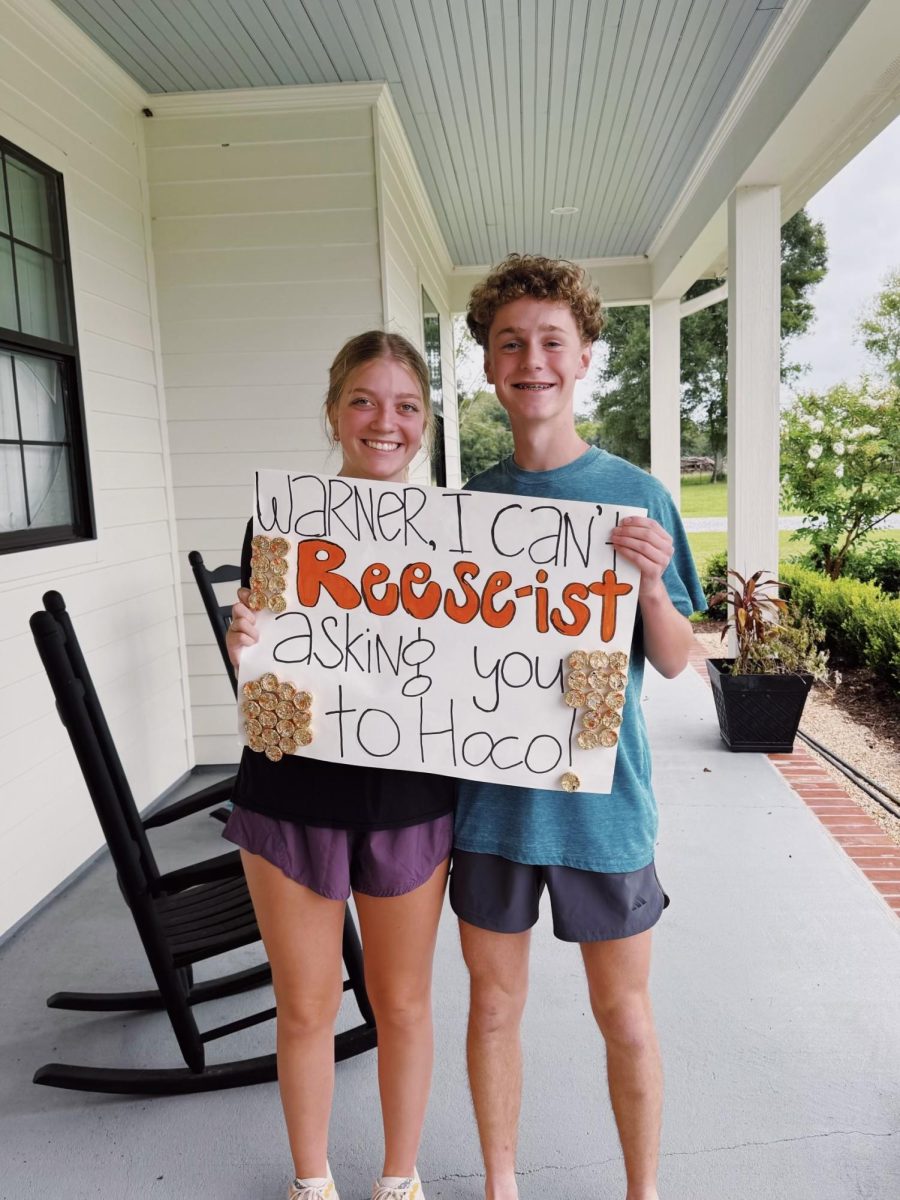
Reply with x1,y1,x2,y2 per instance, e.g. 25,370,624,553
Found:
288,1173,338,1200
372,1169,423,1200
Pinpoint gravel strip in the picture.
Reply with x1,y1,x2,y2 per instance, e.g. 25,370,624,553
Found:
691,628,900,848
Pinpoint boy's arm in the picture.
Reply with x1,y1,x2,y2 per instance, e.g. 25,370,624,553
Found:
609,515,695,678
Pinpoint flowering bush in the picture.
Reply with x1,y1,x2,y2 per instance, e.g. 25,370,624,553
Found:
781,380,900,578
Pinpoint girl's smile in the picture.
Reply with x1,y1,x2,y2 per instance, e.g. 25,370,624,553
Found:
332,357,426,483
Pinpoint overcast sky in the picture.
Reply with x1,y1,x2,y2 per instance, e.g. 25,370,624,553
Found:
786,113,900,397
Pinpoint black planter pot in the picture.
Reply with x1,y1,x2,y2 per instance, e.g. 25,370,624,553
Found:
705,658,814,753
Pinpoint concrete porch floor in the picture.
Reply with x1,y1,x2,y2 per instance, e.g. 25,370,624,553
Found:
1,664,898,1200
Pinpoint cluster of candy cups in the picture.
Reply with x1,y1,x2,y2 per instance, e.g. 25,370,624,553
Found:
563,648,629,753
242,673,313,762
248,535,290,614
558,649,629,792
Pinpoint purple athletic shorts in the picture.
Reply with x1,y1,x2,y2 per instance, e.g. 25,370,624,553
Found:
223,807,453,900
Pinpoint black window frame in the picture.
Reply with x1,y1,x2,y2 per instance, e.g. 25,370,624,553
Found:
0,136,94,556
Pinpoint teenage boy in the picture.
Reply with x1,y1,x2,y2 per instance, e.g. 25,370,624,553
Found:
450,255,706,1200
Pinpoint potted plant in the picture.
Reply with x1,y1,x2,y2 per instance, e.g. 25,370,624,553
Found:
705,569,830,753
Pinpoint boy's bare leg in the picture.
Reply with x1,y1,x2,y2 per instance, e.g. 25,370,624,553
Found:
580,930,661,1200
459,921,531,1200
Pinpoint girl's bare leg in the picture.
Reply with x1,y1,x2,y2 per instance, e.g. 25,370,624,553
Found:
354,858,449,1178
241,849,346,1179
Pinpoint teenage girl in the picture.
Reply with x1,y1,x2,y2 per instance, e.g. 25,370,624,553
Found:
224,331,453,1200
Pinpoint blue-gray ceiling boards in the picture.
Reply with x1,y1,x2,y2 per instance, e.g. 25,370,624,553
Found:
51,1,783,265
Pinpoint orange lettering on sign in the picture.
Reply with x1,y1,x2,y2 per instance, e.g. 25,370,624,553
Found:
443,561,481,624
292,540,633,640
588,570,633,642
550,582,591,635
361,562,399,615
400,562,442,619
480,571,515,628
297,539,362,609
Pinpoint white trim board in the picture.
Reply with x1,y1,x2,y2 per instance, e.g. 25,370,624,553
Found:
447,258,652,312
3,0,146,111
145,82,386,118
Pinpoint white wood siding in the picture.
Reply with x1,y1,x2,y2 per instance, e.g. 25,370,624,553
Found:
374,99,460,488
0,0,189,934
147,100,383,764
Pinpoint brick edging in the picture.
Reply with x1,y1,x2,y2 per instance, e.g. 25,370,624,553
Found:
688,645,900,918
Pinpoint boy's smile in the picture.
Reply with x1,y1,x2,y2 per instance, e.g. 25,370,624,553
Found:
484,297,592,432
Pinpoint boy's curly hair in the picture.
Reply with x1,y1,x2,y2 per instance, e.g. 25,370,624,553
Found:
466,254,605,347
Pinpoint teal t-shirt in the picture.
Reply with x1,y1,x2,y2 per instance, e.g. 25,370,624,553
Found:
454,446,707,873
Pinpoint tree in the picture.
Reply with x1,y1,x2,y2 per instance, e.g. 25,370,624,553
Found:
459,390,514,479
594,209,829,476
857,267,900,386
780,379,900,579
454,316,515,479
575,418,605,448
591,306,652,466
454,315,487,421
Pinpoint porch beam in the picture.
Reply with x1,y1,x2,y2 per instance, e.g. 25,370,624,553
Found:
447,257,652,313
649,299,681,498
727,186,781,589
680,283,727,319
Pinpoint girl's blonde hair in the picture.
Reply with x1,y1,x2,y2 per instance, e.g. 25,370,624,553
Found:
324,330,434,447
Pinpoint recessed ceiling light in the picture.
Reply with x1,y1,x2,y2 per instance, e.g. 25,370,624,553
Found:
550,205,578,216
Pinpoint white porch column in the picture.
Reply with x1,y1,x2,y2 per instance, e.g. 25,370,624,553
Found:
727,186,781,585
649,298,681,499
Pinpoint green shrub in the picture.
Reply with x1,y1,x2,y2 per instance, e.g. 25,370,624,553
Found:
698,550,729,619
798,539,900,596
779,564,900,693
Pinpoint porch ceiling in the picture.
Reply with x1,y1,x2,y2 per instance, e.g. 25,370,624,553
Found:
51,0,786,267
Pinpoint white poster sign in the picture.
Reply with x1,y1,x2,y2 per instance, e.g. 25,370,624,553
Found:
236,471,645,794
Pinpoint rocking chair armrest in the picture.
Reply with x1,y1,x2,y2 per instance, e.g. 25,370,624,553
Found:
142,774,236,830
156,850,243,894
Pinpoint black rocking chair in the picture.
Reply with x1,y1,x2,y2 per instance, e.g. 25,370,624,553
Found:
184,550,244,826
188,550,241,697
29,595,377,1095
39,591,234,832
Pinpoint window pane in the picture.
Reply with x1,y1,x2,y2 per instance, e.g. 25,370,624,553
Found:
7,159,52,250
16,245,69,342
0,351,19,438
0,236,17,330
24,444,72,529
0,444,27,532
15,353,65,442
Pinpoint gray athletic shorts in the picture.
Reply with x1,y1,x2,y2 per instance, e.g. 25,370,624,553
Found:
449,850,668,943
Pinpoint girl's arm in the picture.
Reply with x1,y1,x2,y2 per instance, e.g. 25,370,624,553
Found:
225,587,258,669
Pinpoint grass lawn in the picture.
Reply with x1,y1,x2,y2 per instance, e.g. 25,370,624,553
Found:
687,527,900,576
679,473,800,519
679,474,728,518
